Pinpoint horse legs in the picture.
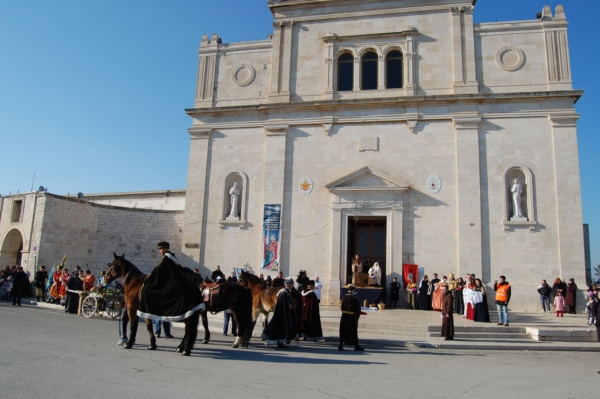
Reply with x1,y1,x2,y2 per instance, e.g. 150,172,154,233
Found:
145,318,157,350
181,312,199,356
124,308,138,349
200,311,210,344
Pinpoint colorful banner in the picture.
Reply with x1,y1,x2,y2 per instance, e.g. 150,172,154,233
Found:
402,264,419,289
261,204,281,271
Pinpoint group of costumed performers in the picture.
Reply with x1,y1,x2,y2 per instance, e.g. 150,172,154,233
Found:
262,278,298,347
137,241,204,340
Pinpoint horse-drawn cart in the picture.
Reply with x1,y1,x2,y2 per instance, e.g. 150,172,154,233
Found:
81,287,124,318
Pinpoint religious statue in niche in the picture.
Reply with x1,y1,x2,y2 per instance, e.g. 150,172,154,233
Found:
510,178,526,221
227,182,240,219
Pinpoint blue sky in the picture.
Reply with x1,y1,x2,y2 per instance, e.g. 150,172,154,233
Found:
1,1,598,273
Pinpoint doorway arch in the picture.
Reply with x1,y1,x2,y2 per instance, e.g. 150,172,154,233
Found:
0,229,24,266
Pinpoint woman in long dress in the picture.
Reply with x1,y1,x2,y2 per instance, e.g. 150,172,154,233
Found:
566,278,578,314
417,275,432,311
464,276,476,320
49,266,63,300
406,278,417,310
59,268,69,298
454,277,464,315
441,285,454,340
473,278,490,322
431,276,447,312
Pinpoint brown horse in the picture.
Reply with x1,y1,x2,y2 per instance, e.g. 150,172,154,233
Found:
238,271,301,332
198,281,253,348
105,253,201,356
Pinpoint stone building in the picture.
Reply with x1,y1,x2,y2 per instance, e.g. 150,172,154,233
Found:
181,0,586,311
0,191,184,276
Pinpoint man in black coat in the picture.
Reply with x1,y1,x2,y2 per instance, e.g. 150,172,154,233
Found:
211,265,225,281
339,284,364,351
12,266,27,306
537,279,552,313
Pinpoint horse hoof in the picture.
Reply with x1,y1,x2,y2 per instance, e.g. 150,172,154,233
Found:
175,347,183,353
123,345,132,349
201,339,209,344
232,344,239,348
182,350,191,356
148,345,157,350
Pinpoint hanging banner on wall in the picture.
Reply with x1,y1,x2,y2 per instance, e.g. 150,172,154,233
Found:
261,204,282,272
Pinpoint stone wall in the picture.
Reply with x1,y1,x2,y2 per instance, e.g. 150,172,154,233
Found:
33,194,183,276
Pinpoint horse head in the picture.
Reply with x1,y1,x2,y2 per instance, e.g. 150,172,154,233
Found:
105,252,130,285
238,270,261,289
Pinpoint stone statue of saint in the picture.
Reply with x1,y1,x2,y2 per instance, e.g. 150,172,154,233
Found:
511,178,524,218
229,182,240,218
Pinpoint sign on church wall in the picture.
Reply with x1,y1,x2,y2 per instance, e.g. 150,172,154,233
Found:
261,204,281,272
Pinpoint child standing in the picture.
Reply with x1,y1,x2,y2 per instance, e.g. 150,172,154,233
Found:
554,289,565,317
586,294,598,325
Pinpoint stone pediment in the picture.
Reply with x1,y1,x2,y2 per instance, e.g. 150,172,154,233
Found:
326,167,409,194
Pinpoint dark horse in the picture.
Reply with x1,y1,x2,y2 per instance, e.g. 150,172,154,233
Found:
198,280,253,348
105,253,201,356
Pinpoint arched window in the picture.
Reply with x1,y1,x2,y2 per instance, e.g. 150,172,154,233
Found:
386,50,403,89
361,52,378,90
337,53,354,92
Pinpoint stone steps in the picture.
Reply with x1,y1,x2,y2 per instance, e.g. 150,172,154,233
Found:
428,332,532,339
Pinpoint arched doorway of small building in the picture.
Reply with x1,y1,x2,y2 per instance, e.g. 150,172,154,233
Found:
0,229,24,267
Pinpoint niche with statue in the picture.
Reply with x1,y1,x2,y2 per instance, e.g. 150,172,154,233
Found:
220,171,248,226
503,165,536,231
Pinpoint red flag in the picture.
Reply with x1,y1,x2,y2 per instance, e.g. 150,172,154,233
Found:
402,264,419,289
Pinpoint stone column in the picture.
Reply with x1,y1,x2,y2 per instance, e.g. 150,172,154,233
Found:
325,205,343,305
377,55,385,90
451,7,478,94
180,127,211,271
404,33,417,94
549,114,586,303
453,116,483,279
353,56,361,91
323,40,334,100
268,22,292,103
195,34,219,108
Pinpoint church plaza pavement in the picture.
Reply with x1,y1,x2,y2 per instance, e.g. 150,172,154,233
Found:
1,301,598,399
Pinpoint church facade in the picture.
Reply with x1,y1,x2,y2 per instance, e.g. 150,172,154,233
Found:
181,0,585,311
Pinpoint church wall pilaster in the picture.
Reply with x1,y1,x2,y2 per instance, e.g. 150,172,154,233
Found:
548,114,585,284
453,115,483,279
181,127,212,272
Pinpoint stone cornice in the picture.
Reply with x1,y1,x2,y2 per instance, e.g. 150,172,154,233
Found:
322,29,418,43
188,126,212,139
185,90,584,116
548,114,580,128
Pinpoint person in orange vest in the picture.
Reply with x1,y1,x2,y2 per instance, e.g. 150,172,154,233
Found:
494,275,511,326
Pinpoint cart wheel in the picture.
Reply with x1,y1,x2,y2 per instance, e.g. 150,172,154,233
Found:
81,296,97,318
106,298,120,319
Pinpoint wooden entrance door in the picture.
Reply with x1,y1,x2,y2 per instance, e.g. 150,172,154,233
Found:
347,217,386,285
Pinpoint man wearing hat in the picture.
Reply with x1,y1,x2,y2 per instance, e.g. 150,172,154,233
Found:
262,277,297,348
137,241,204,353
339,284,364,351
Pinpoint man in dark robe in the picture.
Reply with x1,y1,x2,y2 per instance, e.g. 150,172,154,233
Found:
211,265,225,281
11,267,27,306
339,284,364,351
389,277,401,309
417,275,432,310
138,241,204,323
35,266,48,302
300,280,323,341
64,271,84,314
261,278,297,348
441,285,454,340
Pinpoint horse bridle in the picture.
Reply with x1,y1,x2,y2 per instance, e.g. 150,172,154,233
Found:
107,259,135,286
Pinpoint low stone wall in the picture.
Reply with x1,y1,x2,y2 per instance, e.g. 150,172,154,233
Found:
33,194,183,276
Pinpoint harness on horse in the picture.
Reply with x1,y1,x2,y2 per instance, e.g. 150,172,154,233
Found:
202,284,221,315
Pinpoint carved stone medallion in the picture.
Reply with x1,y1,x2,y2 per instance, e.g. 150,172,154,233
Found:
299,177,313,194
426,175,442,194
231,64,255,86
496,46,525,71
